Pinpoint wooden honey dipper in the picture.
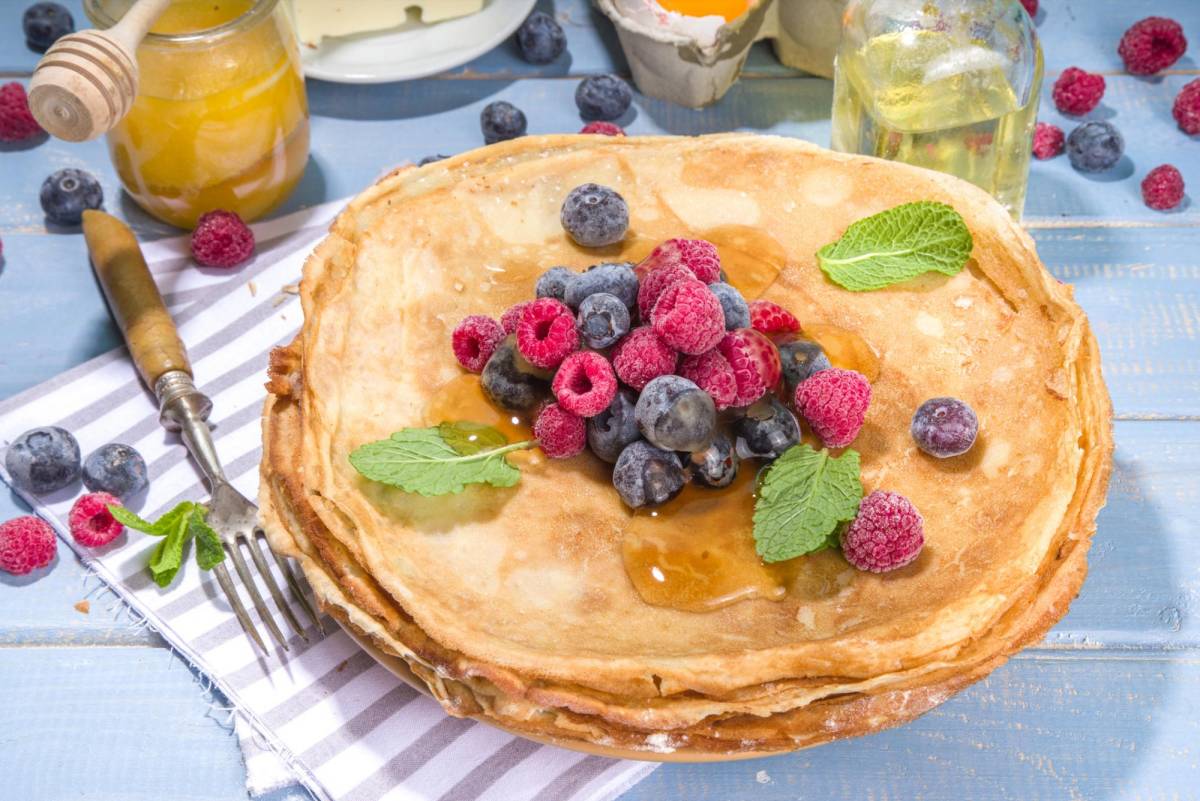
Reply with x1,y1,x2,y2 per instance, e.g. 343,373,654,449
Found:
28,0,173,142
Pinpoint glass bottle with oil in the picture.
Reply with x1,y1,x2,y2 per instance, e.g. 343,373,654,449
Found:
831,0,1042,219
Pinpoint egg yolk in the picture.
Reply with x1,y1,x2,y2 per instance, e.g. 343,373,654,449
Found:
656,0,750,21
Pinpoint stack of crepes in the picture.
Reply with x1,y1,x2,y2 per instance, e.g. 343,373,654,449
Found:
259,134,1113,757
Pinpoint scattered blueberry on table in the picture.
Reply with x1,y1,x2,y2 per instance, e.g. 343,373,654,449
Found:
22,2,74,53
40,169,103,225
480,100,527,144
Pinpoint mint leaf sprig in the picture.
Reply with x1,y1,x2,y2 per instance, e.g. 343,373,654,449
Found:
753,444,863,563
349,421,537,496
108,502,226,588
817,201,973,291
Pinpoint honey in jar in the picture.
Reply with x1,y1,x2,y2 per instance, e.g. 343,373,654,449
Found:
84,0,310,228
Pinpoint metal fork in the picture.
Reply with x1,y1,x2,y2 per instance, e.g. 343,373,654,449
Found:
84,209,320,655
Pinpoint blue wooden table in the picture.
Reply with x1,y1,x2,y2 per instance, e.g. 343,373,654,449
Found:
2,1,1199,799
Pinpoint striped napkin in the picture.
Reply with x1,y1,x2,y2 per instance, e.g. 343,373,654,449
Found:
0,200,657,801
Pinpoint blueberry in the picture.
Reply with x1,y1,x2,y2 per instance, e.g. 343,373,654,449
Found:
516,11,566,65
577,292,630,349
536,266,575,301
83,443,148,499
418,154,449,165
563,261,637,309
561,184,629,248
612,440,685,508
709,282,749,330
911,397,978,458
480,335,549,411
733,396,800,460
575,75,633,121
40,168,103,225
688,431,739,489
587,388,639,463
1066,121,1124,173
777,337,832,395
23,2,73,52
5,426,80,494
480,101,527,145
635,375,716,453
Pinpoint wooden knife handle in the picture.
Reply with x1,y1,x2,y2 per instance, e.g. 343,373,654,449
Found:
83,210,191,388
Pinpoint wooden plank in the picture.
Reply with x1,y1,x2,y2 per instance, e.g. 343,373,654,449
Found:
1,646,1196,801
3,419,1196,652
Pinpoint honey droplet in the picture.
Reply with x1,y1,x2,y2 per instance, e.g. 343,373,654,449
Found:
424,374,533,451
701,225,787,301
622,469,800,612
803,323,881,383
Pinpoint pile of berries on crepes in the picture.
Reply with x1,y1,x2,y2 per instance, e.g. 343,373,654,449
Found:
259,134,1112,755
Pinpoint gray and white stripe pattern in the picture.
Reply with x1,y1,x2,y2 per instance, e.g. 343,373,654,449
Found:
0,200,656,801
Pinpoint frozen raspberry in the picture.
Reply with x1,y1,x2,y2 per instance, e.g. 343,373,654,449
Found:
516,298,579,370
552,351,618,417
841,491,924,573
1172,79,1200,135
1118,17,1187,75
679,349,738,410
611,326,678,391
0,82,43,142
635,238,721,284
0,516,56,575
1141,165,1185,211
1032,122,1065,159
191,210,255,269
748,299,800,335
651,277,726,355
68,492,125,547
794,368,871,448
716,328,782,408
637,262,692,319
500,301,531,335
1052,67,1105,116
580,121,625,136
534,402,586,458
1019,0,1037,18
452,315,505,373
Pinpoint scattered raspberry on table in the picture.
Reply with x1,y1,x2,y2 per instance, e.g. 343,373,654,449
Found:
1141,165,1185,211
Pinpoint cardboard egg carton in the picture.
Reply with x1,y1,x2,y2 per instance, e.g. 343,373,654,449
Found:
594,0,847,108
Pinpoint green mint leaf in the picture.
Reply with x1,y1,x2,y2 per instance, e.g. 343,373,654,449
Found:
753,445,863,563
189,510,226,571
147,506,195,587
349,425,536,496
817,201,973,291
437,421,510,455
108,502,196,537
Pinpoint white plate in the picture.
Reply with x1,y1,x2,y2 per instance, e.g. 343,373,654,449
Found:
300,0,538,84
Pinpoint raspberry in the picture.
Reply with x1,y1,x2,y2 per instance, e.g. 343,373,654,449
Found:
794,368,871,448
635,239,721,284
500,301,531,335
552,351,618,417
611,326,677,391
1019,0,1037,17
1141,164,1185,211
748,299,800,335
637,262,692,319
1173,79,1200,135
679,349,737,410
0,516,56,575
580,121,625,136
1032,122,1065,159
452,315,505,372
1052,67,1105,116
1119,17,1187,75
68,492,124,547
841,491,924,573
534,402,586,458
191,210,255,269
0,82,43,142
716,328,782,408
516,298,578,370
651,277,726,355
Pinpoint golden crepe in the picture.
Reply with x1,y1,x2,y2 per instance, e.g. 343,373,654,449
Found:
259,134,1112,756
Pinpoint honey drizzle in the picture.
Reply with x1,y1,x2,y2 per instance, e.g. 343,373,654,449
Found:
803,323,882,383
423,374,542,467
